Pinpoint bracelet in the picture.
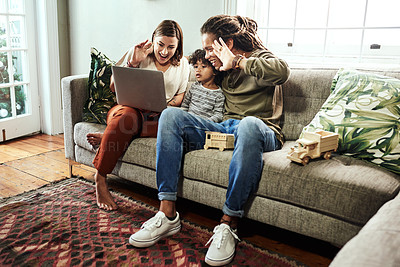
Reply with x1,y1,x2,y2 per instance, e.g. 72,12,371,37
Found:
126,61,138,68
231,54,244,70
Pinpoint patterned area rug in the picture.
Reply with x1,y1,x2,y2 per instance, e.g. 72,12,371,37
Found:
0,178,307,266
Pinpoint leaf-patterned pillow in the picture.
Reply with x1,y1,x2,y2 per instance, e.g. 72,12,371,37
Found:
302,68,400,174
82,47,117,124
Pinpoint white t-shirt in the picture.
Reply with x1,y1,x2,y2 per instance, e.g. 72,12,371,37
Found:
116,47,190,103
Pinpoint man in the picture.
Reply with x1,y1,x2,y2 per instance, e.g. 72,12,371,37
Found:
129,15,290,266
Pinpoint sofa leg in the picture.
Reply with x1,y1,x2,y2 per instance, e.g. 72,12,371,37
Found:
68,159,80,178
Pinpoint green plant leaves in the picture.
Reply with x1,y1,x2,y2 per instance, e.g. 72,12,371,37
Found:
82,47,117,125
302,69,400,174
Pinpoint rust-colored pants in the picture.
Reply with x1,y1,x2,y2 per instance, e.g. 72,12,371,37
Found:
92,105,160,176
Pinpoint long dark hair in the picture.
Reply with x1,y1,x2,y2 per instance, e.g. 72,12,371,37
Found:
200,15,266,52
152,20,183,66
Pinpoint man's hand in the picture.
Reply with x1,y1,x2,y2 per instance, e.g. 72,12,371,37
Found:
211,37,235,71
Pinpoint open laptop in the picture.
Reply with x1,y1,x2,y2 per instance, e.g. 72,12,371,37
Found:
111,66,167,112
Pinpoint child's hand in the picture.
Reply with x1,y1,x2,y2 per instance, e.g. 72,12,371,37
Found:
211,37,235,71
129,40,153,67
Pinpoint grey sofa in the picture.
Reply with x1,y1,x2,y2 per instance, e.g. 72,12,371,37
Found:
330,191,400,266
62,68,400,248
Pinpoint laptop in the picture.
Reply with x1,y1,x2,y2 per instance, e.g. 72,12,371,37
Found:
111,66,167,112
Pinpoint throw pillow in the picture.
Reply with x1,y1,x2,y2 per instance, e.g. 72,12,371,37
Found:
302,68,400,174
82,47,117,124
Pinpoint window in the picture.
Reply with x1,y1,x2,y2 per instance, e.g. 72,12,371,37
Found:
0,0,40,142
236,0,400,67
0,0,28,119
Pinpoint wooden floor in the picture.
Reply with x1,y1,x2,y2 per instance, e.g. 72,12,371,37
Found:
0,133,339,266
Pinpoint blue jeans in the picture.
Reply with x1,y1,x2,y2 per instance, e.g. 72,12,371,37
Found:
156,108,280,218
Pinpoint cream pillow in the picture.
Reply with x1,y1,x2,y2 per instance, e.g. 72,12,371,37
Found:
302,68,400,174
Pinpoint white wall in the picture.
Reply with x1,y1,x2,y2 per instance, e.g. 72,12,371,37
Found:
67,0,225,75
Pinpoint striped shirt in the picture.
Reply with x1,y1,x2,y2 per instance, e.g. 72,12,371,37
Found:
181,81,225,122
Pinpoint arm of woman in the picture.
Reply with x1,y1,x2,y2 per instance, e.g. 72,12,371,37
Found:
111,41,153,93
168,92,185,107
128,40,153,67
110,75,115,92
167,57,190,107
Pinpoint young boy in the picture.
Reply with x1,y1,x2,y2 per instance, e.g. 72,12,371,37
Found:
181,49,225,122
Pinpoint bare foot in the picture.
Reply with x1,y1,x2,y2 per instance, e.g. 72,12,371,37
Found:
94,171,117,211
87,133,103,148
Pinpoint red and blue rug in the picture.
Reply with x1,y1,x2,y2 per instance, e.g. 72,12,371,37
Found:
0,178,307,266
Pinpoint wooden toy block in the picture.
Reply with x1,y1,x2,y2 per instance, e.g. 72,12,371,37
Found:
287,130,339,165
204,131,235,151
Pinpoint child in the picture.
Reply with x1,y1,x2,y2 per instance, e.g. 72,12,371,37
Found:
181,49,225,122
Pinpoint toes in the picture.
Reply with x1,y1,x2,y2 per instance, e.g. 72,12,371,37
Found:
97,201,117,211
107,204,116,211
98,202,107,210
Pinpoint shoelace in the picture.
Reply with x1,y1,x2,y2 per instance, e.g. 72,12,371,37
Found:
205,224,240,249
141,212,163,230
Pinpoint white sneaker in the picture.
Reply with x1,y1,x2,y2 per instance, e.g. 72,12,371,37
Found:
205,223,240,266
129,211,181,248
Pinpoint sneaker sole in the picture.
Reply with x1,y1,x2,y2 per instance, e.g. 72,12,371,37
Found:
205,252,235,266
128,224,181,248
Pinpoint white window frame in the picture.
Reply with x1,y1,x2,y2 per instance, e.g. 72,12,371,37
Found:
0,0,63,141
0,0,41,141
36,0,63,135
233,0,400,68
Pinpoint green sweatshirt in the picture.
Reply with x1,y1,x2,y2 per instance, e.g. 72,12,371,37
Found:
221,49,290,145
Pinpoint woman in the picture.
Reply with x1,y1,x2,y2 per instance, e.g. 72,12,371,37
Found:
128,15,290,266
86,20,190,211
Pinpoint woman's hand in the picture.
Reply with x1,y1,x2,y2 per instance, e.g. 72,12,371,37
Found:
211,37,235,71
129,40,153,67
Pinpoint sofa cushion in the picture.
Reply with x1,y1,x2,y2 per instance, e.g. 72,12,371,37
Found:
74,122,106,152
282,68,338,141
74,122,158,170
82,47,117,125
183,143,400,225
302,69,400,175
260,143,400,225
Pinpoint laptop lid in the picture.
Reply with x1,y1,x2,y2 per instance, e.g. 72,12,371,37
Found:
112,66,167,112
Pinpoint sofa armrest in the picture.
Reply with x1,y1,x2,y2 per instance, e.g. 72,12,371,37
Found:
330,192,400,266
61,74,89,161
